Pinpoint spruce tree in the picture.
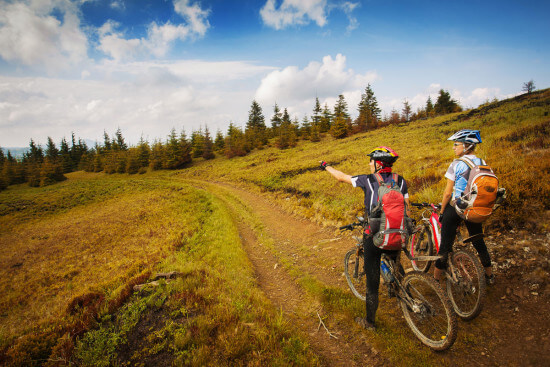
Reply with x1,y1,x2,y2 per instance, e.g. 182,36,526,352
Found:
402,99,412,122
434,89,462,115
270,103,283,138
276,108,296,149
45,137,59,162
331,95,351,139
245,100,267,149
426,97,434,117
191,129,205,158
202,126,215,160
214,129,225,152
320,103,332,133
312,97,322,130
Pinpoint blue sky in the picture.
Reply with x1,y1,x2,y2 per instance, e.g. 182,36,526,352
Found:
0,0,548,147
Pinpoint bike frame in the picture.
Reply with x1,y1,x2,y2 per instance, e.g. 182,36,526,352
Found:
410,204,441,255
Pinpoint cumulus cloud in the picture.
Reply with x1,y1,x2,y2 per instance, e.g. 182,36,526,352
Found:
260,0,328,29
389,84,506,113
0,59,276,147
260,0,359,31
0,0,88,72
97,0,211,61
255,54,377,116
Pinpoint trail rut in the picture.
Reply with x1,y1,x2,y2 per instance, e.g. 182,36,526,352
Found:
194,180,550,367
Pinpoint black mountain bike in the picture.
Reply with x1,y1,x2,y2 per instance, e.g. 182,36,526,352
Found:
342,218,457,351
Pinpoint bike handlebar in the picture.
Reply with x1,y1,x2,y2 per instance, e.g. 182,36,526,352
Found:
339,221,365,231
410,202,441,210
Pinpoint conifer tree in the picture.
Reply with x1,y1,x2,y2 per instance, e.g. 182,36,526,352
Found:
402,99,412,122
191,129,205,158
312,97,322,130
103,131,112,152
202,126,215,160
276,108,296,149
214,129,225,152
245,100,267,149
270,103,283,138
45,137,59,162
300,115,311,139
137,136,150,169
426,96,434,117
434,89,462,115
224,123,247,158
356,84,381,131
320,103,332,133
113,128,128,151
149,139,165,171
331,95,351,139
164,128,191,169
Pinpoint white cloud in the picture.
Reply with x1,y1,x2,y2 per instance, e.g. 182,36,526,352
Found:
260,0,359,32
0,0,88,72
255,54,377,117
260,0,328,29
97,0,211,61
0,59,276,147
173,0,211,36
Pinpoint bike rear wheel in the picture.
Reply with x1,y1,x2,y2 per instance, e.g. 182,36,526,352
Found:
344,247,366,301
409,226,433,273
446,249,486,320
399,272,457,351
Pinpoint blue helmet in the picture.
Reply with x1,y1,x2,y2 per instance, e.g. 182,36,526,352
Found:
447,129,482,144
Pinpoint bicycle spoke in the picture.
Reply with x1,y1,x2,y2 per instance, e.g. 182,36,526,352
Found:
446,250,486,320
399,272,457,351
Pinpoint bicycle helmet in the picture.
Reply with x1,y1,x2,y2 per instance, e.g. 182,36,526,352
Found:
447,129,482,144
367,146,399,165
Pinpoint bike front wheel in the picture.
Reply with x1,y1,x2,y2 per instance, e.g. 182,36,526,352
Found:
344,247,366,301
409,226,433,273
399,272,457,351
446,249,486,320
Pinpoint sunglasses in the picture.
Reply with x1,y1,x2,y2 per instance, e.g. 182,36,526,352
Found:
453,143,463,147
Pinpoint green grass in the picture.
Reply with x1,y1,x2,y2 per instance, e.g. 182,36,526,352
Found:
180,89,550,231
0,172,319,366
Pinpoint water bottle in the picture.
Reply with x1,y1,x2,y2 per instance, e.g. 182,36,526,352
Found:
381,260,395,283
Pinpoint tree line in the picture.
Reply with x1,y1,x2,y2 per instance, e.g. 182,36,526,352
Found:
0,86,462,191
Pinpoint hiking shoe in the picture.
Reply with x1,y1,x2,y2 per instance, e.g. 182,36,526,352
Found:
355,317,376,331
485,274,495,286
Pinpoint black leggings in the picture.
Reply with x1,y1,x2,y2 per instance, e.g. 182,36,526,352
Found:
363,236,400,324
435,204,492,270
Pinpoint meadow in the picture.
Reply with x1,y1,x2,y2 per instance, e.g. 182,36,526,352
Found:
179,89,550,231
0,89,548,366
0,172,318,366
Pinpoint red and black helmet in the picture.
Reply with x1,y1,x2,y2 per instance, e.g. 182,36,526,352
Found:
367,146,399,166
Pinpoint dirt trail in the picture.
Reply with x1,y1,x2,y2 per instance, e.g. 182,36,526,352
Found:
198,180,550,367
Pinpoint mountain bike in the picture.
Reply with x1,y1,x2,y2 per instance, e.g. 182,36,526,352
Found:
408,203,486,320
342,219,457,351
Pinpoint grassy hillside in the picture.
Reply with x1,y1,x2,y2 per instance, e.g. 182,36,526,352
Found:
0,172,318,366
0,88,548,366
180,88,550,231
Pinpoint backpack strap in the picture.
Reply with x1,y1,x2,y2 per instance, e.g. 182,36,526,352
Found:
458,156,476,169
391,173,398,186
374,173,384,185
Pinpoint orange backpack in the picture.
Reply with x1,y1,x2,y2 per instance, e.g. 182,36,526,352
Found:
455,157,499,223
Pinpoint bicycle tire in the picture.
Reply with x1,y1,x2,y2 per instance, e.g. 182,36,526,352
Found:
446,249,486,320
399,272,457,351
344,247,366,301
409,226,433,273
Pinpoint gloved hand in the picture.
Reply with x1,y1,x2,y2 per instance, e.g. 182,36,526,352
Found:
320,161,328,170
